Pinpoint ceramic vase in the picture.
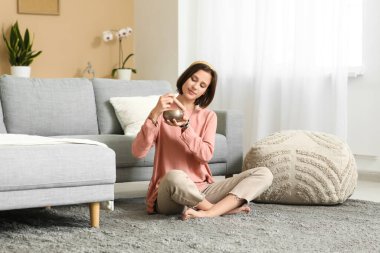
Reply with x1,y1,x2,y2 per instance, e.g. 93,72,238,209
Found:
116,69,132,80
11,66,31,78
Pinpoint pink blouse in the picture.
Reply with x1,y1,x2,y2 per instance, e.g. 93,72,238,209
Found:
131,105,217,213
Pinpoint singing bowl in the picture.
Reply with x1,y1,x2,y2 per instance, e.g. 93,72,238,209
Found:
163,109,184,121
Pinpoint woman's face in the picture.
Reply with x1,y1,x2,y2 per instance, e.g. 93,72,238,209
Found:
182,70,212,101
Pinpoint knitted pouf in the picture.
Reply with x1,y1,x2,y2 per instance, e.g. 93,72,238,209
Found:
243,130,358,205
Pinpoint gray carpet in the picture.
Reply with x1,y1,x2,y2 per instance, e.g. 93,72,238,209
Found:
0,198,379,253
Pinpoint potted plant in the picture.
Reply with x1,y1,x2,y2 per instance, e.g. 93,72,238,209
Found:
102,27,137,80
2,21,42,78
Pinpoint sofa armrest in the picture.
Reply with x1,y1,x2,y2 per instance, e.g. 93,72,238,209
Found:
215,110,243,176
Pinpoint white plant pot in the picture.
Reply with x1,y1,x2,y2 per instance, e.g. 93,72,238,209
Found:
116,69,132,80
11,66,31,78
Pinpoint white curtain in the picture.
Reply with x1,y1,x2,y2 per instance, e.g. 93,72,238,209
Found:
179,0,358,153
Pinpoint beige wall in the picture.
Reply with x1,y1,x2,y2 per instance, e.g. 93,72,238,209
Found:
0,0,134,78
134,0,178,88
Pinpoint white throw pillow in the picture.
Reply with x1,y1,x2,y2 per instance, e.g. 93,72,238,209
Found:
110,95,159,136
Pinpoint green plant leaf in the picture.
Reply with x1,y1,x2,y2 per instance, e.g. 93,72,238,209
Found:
31,50,42,58
24,29,30,50
2,30,14,57
121,53,134,69
111,68,118,77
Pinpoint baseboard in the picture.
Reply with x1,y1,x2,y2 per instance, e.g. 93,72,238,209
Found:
354,154,380,179
358,170,380,182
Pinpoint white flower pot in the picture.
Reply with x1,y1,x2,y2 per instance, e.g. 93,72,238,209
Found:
11,66,31,78
116,69,132,80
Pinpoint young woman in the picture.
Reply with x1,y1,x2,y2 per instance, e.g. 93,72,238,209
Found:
132,61,273,220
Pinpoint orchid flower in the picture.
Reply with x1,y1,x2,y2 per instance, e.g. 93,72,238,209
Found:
102,27,137,77
117,27,132,39
102,31,113,42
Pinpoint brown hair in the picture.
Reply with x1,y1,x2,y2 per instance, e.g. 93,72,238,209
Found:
176,62,217,108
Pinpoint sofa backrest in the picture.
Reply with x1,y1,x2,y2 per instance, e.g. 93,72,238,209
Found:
0,75,99,136
0,97,6,133
92,78,172,134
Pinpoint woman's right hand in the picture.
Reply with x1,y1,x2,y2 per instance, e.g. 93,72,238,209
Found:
149,93,176,122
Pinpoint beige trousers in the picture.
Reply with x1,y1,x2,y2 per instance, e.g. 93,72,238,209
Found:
156,167,273,215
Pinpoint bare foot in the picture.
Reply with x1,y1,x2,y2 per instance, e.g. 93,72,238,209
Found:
181,208,206,220
181,204,251,220
225,204,251,215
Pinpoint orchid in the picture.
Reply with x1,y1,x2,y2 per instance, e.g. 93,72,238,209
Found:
102,27,136,77
117,27,132,39
102,31,113,41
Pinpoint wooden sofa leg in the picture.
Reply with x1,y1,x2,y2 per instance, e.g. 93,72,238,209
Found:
89,202,100,228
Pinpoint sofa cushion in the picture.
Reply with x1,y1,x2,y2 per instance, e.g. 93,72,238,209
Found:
109,95,159,136
0,75,99,136
92,78,172,134
243,130,358,205
55,134,228,168
0,98,6,133
0,144,115,192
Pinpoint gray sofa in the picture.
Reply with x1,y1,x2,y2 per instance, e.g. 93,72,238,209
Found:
0,75,243,225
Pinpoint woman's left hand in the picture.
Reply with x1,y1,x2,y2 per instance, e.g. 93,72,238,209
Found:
165,115,189,127
165,97,189,127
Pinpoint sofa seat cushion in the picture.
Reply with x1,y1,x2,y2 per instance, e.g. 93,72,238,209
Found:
56,134,228,168
243,130,358,205
0,144,115,192
0,75,99,136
